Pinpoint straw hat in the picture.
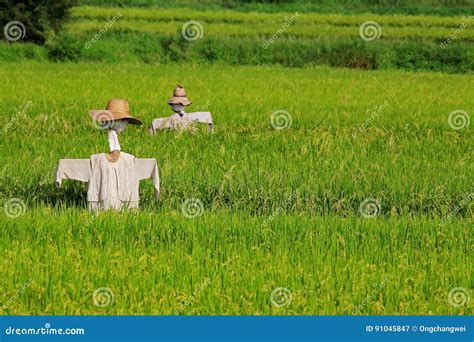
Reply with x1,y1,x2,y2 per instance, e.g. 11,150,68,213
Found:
167,85,192,106
89,99,143,125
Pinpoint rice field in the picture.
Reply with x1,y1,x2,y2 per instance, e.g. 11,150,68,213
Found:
68,6,474,40
72,6,470,28
0,61,472,315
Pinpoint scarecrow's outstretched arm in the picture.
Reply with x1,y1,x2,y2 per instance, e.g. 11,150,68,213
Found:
186,112,214,131
135,158,160,199
150,117,173,134
185,112,213,127
55,159,91,187
150,112,214,133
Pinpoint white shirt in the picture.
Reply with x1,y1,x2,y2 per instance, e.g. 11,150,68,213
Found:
55,153,160,211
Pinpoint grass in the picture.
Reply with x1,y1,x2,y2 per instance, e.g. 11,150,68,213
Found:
0,61,472,314
0,209,471,315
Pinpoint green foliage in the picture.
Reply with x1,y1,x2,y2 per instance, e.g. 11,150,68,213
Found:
0,0,77,44
46,30,83,61
0,42,47,61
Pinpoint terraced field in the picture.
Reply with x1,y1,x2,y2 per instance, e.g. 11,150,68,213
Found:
1,5,472,72
70,6,474,40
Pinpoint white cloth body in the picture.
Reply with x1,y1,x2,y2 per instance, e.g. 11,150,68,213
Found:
55,153,160,211
150,112,213,133
87,152,137,211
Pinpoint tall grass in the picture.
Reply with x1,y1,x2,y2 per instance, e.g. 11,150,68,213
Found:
0,209,471,314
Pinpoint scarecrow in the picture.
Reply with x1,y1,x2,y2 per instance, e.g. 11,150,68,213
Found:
150,85,213,133
55,99,160,211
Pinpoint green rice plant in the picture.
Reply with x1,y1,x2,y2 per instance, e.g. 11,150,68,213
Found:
0,209,471,315
71,6,471,29
66,18,474,40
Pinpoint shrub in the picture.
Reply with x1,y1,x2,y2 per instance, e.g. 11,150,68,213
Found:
46,30,83,62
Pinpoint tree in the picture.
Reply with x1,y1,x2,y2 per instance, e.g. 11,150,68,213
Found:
0,0,77,44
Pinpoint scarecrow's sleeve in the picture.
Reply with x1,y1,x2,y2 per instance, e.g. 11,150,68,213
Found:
135,158,160,199
186,112,214,131
150,117,173,134
54,159,91,187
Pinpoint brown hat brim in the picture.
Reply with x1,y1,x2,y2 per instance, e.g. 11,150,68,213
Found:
89,110,143,125
167,97,192,106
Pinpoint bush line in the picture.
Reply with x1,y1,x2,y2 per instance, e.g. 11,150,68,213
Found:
1,33,472,73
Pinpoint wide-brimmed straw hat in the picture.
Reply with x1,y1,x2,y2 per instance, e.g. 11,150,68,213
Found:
167,85,192,106
89,98,143,125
